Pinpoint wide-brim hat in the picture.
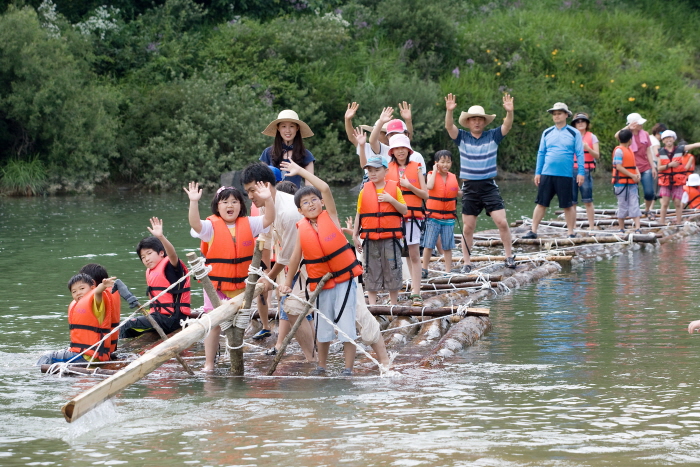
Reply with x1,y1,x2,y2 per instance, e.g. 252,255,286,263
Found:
547,102,572,116
359,120,389,133
262,110,314,138
388,134,414,155
626,112,647,126
571,112,590,123
688,173,700,187
458,105,496,127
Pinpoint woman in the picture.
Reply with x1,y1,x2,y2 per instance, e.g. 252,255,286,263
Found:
260,110,315,187
571,113,600,231
615,113,657,217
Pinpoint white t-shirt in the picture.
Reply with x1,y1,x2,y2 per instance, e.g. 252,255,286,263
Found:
190,215,268,243
649,134,661,160
356,142,427,175
258,191,302,266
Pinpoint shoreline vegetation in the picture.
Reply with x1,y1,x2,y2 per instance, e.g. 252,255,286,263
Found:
1,0,699,195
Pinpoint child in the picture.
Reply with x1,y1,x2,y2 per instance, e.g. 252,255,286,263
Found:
278,162,364,376
353,141,408,306
185,181,275,371
657,130,700,224
612,129,642,232
37,273,117,365
421,150,459,276
682,173,700,209
79,263,121,355
120,218,191,339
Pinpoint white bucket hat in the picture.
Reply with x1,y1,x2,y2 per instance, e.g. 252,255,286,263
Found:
687,173,700,187
262,110,314,138
388,134,414,155
661,130,677,141
459,105,496,127
626,112,647,126
547,102,572,116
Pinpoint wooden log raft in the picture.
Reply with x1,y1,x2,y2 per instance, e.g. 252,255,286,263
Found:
41,364,120,376
367,305,489,317
61,283,264,423
510,219,662,228
474,234,657,247
424,274,503,283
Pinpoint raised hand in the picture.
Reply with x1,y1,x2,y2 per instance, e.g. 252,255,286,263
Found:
379,106,394,124
353,127,367,146
147,216,164,237
280,160,302,176
445,93,457,111
102,276,117,290
345,102,359,120
183,181,203,201
254,181,272,201
398,101,412,121
502,93,514,112
345,216,354,231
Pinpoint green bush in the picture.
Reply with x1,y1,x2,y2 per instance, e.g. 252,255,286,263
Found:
0,157,47,196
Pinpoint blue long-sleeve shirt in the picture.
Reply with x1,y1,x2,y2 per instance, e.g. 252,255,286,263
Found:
535,125,585,177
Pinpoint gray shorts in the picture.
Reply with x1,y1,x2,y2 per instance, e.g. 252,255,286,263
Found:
315,279,357,343
363,238,403,292
614,185,642,219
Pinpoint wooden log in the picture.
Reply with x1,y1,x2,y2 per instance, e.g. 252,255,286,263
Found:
474,234,657,247
424,274,503,284
41,364,119,376
267,272,332,376
510,218,662,228
384,316,420,348
367,305,489,317
61,284,264,423
419,316,491,367
420,282,501,290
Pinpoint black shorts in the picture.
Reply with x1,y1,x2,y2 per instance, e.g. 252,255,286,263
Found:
535,175,575,209
461,179,506,216
119,309,186,338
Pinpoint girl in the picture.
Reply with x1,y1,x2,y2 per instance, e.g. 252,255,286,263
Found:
184,181,275,372
260,110,315,188
570,113,600,231
657,130,700,225
385,133,428,305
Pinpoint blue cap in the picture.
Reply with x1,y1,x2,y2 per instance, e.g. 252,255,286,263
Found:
268,165,283,182
364,156,388,169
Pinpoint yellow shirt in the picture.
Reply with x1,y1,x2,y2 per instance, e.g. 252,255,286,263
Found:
356,185,406,212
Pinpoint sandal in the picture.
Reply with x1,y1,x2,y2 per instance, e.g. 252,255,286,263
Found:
421,268,428,279
410,294,423,306
635,229,642,234
265,347,278,356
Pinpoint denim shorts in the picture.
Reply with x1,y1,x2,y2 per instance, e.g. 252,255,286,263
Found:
421,218,456,250
572,169,594,204
639,169,656,201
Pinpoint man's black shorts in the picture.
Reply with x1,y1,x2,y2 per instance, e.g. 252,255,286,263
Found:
461,179,506,216
535,175,575,209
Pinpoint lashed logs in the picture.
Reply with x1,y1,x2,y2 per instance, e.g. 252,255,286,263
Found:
419,316,491,367
367,306,489,317
510,218,662,228
474,235,657,247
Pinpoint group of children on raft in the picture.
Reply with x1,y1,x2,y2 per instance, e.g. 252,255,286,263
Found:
39,96,700,376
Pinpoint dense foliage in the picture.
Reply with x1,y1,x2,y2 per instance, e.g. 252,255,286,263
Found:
1,0,700,193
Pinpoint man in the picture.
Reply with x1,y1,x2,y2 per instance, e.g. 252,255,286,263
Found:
444,93,515,272
523,102,585,239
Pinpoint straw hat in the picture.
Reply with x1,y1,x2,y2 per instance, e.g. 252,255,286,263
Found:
547,102,572,116
262,110,314,138
359,120,389,133
687,173,700,187
458,105,496,127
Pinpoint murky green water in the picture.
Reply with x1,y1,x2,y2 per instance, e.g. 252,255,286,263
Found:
2,180,700,466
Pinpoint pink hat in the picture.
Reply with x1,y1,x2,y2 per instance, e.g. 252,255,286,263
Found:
388,134,413,155
385,119,407,135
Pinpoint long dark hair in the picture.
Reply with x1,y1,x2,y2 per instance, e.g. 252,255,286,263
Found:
271,124,307,167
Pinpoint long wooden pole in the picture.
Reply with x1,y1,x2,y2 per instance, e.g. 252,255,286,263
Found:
366,305,489,317
474,235,656,247
266,273,332,376
61,285,263,423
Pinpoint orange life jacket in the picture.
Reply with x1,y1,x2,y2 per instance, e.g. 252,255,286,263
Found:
105,291,120,354
426,171,459,220
684,185,700,209
359,180,404,240
611,145,639,185
658,146,689,187
387,160,424,219
297,211,363,291
573,131,596,170
200,215,254,291
146,257,192,316
68,289,116,362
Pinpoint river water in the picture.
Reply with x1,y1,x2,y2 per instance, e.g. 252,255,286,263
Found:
2,181,700,466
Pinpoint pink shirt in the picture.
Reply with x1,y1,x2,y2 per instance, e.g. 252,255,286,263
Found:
631,130,651,172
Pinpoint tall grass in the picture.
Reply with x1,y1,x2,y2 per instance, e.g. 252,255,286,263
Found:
0,158,47,196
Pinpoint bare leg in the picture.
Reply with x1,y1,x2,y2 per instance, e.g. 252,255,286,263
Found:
674,199,683,224
618,218,625,230
367,290,378,305
659,196,670,224
443,248,453,272
343,341,356,370
257,249,271,331
408,243,421,296
203,324,221,371
274,318,291,351
646,198,654,213
370,340,390,366
462,214,477,266
388,290,399,304
287,314,316,362
633,216,641,230
563,206,577,235
531,204,547,233
489,209,512,257
585,202,595,230
317,341,330,369
421,246,433,272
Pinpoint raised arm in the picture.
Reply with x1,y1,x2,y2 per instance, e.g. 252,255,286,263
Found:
148,217,179,266
278,236,303,295
344,102,360,146
501,93,514,136
354,127,369,168
184,182,203,233
280,160,338,220
426,165,438,190
370,107,393,154
94,276,117,306
399,101,414,140
684,142,700,152
253,181,275,229
444,94,459,140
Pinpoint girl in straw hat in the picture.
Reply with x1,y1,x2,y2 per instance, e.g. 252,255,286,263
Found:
260,110,315,188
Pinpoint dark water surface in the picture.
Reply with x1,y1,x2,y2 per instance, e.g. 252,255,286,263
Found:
2,182,700,466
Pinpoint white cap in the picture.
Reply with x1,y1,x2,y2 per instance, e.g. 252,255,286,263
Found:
626,112,647,126
660,130,677,141
687,173,700,187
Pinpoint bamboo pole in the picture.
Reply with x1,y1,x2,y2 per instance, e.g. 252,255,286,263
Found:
367,305,489,317
61,285,263,423
267,272,332,376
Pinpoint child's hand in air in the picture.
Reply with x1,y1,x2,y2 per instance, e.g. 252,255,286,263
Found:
378,106,394,124
254,181,272,201
353,127,367,146
147,217,164,238
184,182,202,201
280,160,301,176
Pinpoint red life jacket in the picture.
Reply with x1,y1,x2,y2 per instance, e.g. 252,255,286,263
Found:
359,180,404,240
297,211,363,291
200,215,254,291
146,257,192,316
611,146,639,185
68,289,116,362
426,171,459,220
684,185,700,209
658,146,687,187
573,131,596,170
387,160,424,219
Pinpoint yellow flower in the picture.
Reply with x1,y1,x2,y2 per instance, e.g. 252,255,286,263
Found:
580,84,584,88
642,83,647,88
519,37,523,41
655,85,660,90
551,74,555,77
571,80,575,84
521,121,526,125
545,74,550,78
497,62,501,65
578,64,582,67
486,49,491,53
552,49,558,55
494,58,498,62
610,79,615,83
628,97,636,101
496,72,501,76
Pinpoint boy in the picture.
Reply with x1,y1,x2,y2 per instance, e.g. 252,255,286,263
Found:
278,162,364,376
79,263,121,355
421,150,460,276
120,217,191,338
37,273,117,365
612,129,642,232
353,150,408,306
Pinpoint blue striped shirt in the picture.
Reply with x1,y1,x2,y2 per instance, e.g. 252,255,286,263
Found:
453,128,504,180
536,125,585,177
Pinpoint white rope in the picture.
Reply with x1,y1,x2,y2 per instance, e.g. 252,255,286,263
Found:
181,312,213,339
189,256,212,280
